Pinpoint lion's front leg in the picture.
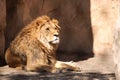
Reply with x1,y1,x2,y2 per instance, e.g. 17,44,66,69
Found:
25,52,56,73
25,52,45,71
55,61,80,72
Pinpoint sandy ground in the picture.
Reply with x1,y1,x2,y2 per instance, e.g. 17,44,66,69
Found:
0,53,116,80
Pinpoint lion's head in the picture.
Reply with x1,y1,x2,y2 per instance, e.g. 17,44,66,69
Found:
21,16,61,50
39,17,60,44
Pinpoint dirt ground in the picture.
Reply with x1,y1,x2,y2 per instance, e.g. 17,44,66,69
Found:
0,53,116,80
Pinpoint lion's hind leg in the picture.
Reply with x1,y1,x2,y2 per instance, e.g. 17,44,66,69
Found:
5,48,23,70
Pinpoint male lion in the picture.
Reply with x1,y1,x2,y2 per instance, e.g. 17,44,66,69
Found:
5,15,79,73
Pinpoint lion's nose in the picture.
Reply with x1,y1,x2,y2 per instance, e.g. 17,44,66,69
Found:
54,34,59,37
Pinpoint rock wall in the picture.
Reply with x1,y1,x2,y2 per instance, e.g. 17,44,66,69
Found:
91,0,119,55
5,0,93,61
114,18,120,80
113,8,120,80
0,0,6,66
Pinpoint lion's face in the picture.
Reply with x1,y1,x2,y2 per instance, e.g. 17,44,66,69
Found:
40,19,60,45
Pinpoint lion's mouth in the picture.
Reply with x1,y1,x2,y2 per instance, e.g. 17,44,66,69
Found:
52,39,59,44
49,37,59,44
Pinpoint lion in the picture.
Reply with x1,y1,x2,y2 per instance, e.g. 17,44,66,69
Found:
5,15,79,73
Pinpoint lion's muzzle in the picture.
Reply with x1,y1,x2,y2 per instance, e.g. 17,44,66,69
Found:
50,34,60,44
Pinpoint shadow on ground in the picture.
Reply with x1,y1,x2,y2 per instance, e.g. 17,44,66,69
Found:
0,71,115,80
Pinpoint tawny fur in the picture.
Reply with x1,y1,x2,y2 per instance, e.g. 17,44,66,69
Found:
5,15,79,73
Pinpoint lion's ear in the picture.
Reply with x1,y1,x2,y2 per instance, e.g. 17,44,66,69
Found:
36,15,50,26
41,16,50,21
52,19,59,24
36,20,46,26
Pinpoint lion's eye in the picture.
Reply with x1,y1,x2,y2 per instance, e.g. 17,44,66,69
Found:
46,28,50,30
55,28,57,30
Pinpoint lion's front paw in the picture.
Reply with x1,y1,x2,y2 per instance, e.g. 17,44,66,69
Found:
74,67,81,72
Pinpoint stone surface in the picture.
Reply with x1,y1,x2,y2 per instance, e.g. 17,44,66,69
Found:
0,0,6,66
91,0,119,55
113,16,120,80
